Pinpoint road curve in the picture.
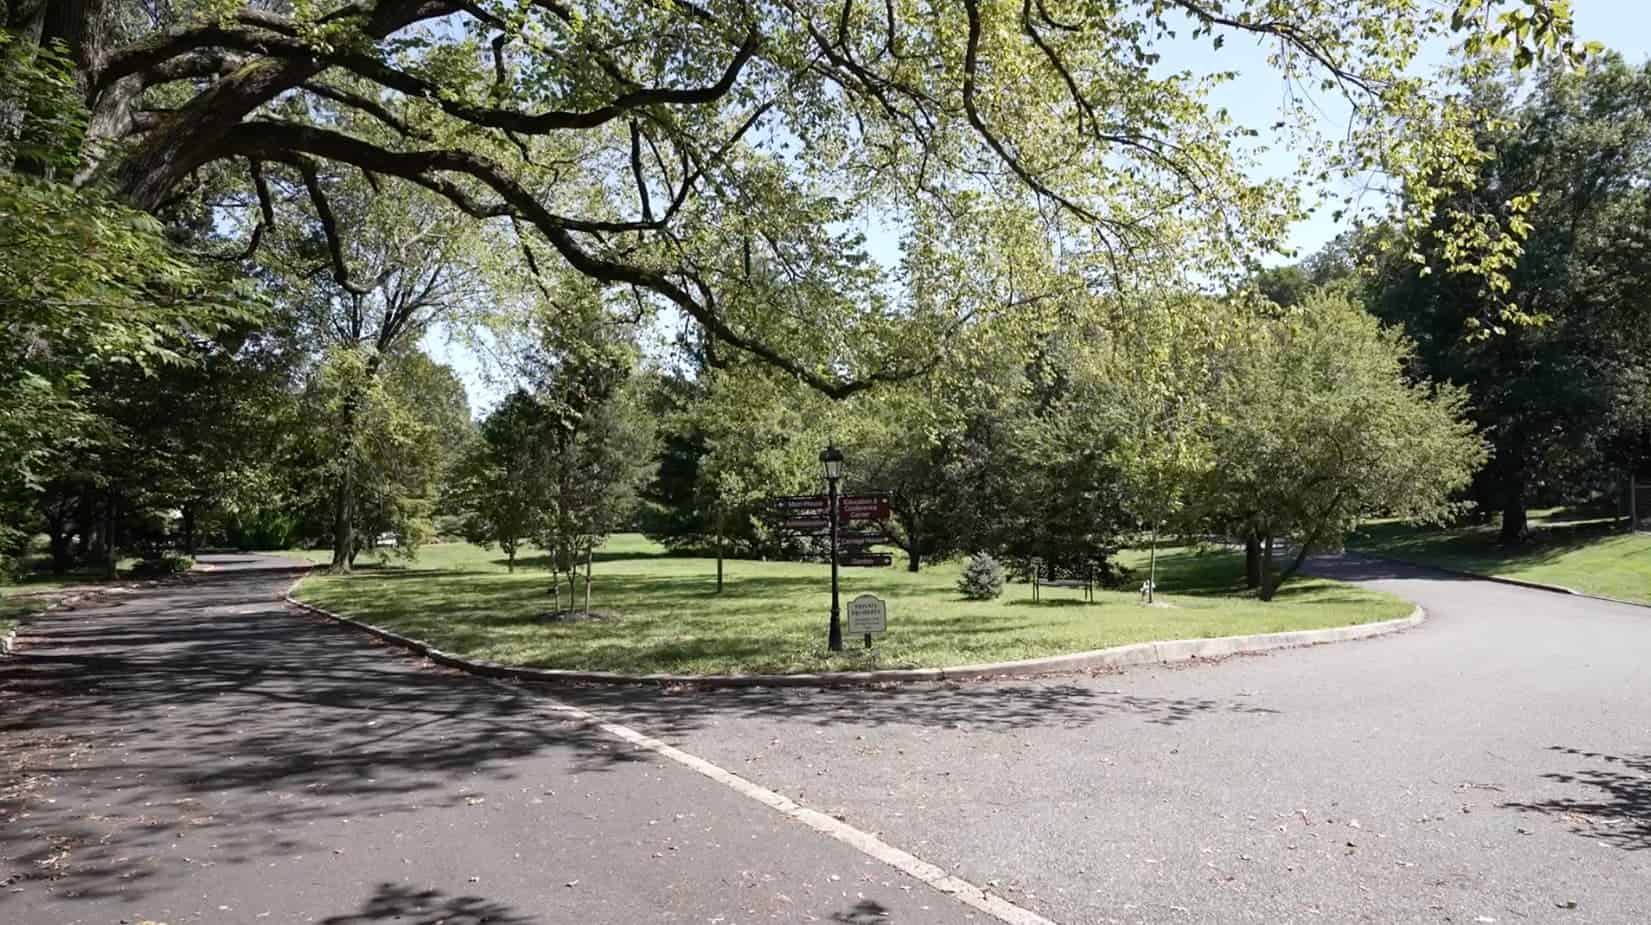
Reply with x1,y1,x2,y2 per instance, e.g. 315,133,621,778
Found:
565,554,1651,924
0,554,968,925
4,553,1648,924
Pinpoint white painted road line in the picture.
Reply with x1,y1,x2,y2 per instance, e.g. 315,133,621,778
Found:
515,688,1060,925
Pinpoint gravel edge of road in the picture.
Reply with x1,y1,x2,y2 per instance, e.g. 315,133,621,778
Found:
284,578,1426,687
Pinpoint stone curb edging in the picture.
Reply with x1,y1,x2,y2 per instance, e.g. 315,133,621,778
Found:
284,575,1425,687
0,586,121,657
1357,552,1651,611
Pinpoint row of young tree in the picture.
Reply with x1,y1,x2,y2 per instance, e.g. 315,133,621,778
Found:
624,290,1479,600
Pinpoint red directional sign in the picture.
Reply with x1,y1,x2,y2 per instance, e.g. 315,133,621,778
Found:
837,493,891,522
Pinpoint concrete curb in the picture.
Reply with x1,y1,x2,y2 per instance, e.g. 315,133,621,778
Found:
0,586,116,657
1356,552,1651,611
285,574,1425,687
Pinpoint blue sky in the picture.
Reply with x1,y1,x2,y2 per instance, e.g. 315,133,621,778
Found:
429,0,1651,414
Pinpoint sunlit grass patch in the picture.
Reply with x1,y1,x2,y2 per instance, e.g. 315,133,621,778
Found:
292,536,1411,675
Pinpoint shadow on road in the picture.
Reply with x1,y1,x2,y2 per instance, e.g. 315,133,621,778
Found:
320,882,535,925
0,568,645,906
1503,746,1651,851
1301,552,1476,584
831,898,894,923
558,679,1279,739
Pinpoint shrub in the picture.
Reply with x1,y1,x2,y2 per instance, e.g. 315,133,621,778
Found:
957,552,1005,600
130,554,193,577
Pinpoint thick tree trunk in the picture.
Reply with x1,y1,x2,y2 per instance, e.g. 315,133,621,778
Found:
1244,530,1262,590
1499,481,1529,545
894,507,921,572
100,1,433,207
330,468,355,571
182,503,196,556
1147,523,1158,603
75,497,93,557
329,378,370,571
506,547,516,573
47,521,72,575
1258,534,1276,602
716,526,724,593
0,0,47,170
103,487,117,579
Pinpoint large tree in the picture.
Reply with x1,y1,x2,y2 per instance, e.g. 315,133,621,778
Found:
1366,55,1651,540
7,0,1591,400
261,166,482,569
1195,295,1486,599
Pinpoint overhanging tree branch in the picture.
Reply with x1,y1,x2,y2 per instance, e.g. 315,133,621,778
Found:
217,119,905,398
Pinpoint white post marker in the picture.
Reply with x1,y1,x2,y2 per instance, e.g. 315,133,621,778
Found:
846,593,886,649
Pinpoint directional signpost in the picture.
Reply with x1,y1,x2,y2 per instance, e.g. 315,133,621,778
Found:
777,449,893,652
767,492,893,566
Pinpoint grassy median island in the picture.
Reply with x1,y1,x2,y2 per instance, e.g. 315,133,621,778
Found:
1351,511,1651,605
290,535,1411,676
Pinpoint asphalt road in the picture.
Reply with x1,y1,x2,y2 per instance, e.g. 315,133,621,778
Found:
564,556,1651,924
0,555,968,925
3,554,1648,924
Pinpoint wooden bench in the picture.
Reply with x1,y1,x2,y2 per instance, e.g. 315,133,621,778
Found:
1031,559,1094,602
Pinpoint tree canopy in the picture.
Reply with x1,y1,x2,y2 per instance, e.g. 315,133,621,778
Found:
4,0,1592,397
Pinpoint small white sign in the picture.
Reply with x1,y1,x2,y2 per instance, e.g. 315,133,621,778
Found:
846,594,887,635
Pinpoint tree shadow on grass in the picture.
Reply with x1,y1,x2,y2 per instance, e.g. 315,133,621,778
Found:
1351,518,1634,573
1502,746,1651,851
500,547,672,570
320,883,536,925
0,568,652,908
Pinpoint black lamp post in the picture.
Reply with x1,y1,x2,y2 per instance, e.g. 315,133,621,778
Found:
820,442,845,652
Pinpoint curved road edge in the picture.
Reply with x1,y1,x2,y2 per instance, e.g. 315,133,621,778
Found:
1348,549,1651,610
283,575,1426,688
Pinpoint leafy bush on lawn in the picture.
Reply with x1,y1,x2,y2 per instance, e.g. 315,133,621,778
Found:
131,555,193,577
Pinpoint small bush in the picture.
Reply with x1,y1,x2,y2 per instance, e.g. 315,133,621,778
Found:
130,554,193,577
957,552,1005,600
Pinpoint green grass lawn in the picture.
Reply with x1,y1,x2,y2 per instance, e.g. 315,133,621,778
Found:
290,535,1410,675
1350,510,1651,605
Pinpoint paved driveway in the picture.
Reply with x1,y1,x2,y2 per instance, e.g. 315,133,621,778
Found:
0,555,965,924
3,554,1648,924
565,556,1651,924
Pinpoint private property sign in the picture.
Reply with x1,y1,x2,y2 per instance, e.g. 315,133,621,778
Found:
846,594,887,635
